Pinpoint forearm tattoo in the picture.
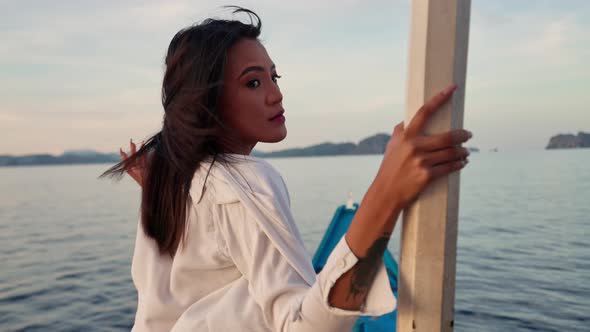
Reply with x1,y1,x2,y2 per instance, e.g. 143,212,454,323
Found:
347,232,391,302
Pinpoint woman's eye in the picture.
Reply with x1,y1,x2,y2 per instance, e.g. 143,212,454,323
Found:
272,74,282,83
246,79,260,88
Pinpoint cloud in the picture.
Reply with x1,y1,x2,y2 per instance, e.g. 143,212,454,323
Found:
514,17,587,67
0,0,588,154
466,4,590,110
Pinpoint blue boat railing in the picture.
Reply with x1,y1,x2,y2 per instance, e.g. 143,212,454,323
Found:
311,203,399,332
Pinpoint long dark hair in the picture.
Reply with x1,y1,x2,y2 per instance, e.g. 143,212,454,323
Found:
100,6,262,256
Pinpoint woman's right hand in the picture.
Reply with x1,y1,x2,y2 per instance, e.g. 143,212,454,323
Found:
373,84,472,211
120,139,146,187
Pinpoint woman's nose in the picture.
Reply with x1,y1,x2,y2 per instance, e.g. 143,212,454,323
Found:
266,84,283,105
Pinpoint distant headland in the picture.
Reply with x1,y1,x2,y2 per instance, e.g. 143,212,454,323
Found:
1,134,480,167
546,132,590,149
0,150,120,167
253,133,480,158
252,133,391,158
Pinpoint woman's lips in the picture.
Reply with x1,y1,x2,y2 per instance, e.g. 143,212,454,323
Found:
269,110,285,121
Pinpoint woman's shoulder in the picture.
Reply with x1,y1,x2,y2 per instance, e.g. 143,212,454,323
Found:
218,155,289,203
191,155,289,206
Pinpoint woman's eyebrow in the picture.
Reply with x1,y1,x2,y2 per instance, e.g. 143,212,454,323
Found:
238,64,276,78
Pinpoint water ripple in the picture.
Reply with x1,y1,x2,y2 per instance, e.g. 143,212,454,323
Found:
1,152,589,331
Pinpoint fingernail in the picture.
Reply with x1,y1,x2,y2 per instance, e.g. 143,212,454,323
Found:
442,84,457,95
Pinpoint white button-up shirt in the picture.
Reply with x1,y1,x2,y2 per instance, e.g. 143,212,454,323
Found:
130,154,396,331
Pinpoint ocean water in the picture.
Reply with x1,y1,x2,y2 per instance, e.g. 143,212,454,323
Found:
0,150,588,331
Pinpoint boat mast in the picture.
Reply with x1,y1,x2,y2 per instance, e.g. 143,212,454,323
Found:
397,1,471,331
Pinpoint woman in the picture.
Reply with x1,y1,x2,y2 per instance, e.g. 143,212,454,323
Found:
103,7,472,332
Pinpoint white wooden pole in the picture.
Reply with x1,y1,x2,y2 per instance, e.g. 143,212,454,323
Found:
397,1,471,332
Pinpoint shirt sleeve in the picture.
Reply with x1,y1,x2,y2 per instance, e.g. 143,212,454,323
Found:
214,198,397,332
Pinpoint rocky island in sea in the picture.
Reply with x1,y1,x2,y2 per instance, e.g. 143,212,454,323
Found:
546,132,590,149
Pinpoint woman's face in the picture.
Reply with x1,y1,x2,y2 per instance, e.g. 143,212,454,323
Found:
218,38,286,154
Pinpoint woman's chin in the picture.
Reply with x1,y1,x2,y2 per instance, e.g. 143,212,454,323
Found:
261,126,287,143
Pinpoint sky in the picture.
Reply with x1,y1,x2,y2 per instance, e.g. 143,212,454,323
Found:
1,0,589,155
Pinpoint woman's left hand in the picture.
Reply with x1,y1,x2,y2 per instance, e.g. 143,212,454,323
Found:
120,139,146,187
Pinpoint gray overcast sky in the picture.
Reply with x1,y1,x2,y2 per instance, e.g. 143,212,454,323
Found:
1,0,588,155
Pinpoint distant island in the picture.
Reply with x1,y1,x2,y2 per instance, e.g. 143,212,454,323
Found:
546,132,590,149
252,133,391,158
0,134,480,167
0,150,120,167
254,133,479,158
